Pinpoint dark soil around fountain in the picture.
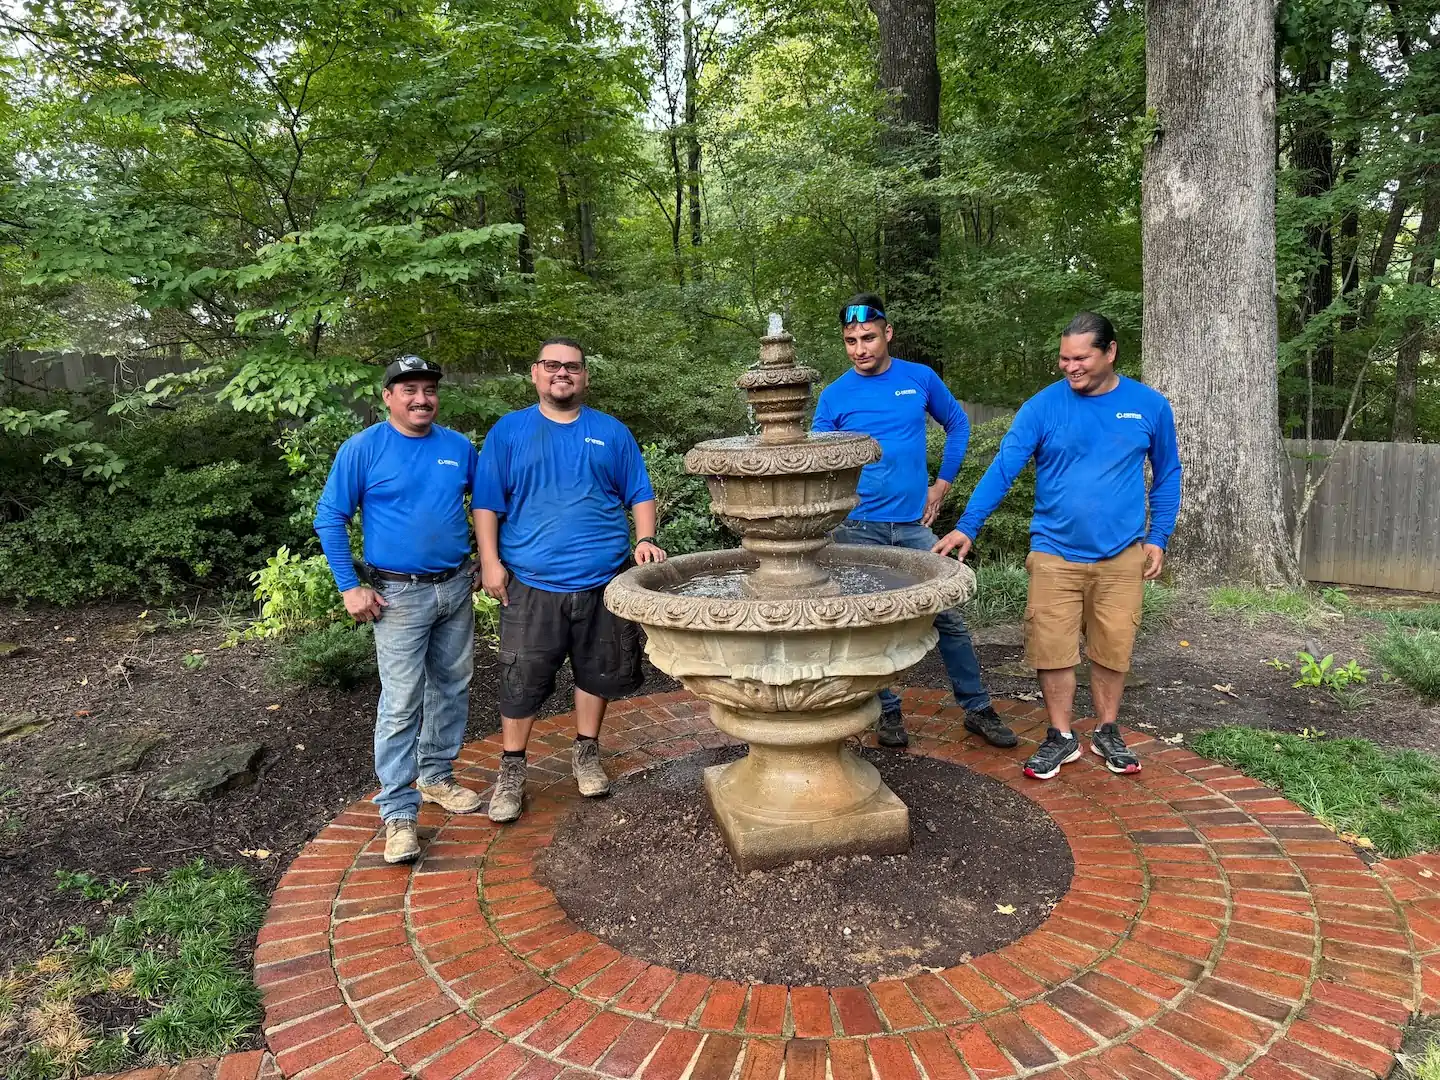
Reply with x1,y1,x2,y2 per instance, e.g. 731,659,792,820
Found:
536,746,1074,985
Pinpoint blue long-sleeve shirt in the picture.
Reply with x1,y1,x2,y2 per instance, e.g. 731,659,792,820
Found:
957,376,1182,562
812,358,969,523
314,421,479,592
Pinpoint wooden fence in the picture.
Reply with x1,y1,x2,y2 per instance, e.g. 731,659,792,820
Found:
5,353,1437,592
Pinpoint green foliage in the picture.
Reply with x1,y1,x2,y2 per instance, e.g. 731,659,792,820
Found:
961,562,1171,634
245,547,345,640
0,404,303,605
271,621,377,689
1292,651,1370,712
1190,727,1440,857
1206,585,1344,627
1378,605,1440,631
929,416,1035,563
642,443,732,556
1370,627,1440,701
5,861,263,1078
53,870,129,904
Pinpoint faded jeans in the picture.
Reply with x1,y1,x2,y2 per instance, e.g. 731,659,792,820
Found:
831,519,992,715
371,572,475,823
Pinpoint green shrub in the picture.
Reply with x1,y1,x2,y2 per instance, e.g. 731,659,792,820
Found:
0,404,303,604
929,416,1035,563
272,621,377,688
1371,626,1440,700
642,442,733,556
246,546,346,639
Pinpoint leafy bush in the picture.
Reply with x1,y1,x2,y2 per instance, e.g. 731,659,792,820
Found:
642,443,733,556
272,621,377,689
245,546,346,639
929,416,1035,563
1371,626,1440,700
0,403,303,604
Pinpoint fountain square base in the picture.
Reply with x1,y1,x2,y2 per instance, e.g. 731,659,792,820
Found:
703,759,911,872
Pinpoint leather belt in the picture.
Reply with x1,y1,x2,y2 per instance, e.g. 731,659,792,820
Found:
367,564,465,585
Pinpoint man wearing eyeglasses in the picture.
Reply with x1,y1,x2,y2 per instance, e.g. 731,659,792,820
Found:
315,355,486,865
813,294,1016,751
474,337,664,824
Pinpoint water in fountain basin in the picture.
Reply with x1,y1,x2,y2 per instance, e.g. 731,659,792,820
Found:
665,563,917,598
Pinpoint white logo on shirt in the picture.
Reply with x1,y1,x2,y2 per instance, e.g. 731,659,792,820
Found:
585,437,607,446
1115,412,1143,420
894,388,918,397
437,458,460,466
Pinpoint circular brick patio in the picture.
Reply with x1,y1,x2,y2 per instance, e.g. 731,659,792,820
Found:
238,690,1440,1080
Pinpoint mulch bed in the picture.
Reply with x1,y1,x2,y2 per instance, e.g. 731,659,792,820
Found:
537,746,1073,985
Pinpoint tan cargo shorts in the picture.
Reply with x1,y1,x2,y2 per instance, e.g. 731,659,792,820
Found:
1024,544,1146,673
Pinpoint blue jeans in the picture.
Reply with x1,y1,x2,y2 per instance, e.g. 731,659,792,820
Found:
832,519,991,714
371,572,475,823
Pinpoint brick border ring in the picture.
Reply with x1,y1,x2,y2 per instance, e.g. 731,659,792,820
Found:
246,690,1440,1080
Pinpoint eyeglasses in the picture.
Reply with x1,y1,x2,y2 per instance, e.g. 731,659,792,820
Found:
842,304,886,326
538,359,585,374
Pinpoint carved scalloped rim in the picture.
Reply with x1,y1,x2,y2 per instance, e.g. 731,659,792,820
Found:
735,365,821,388
604,549,977,632
684,435,881,476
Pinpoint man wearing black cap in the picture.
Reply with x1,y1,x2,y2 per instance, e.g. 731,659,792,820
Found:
314,356,485,864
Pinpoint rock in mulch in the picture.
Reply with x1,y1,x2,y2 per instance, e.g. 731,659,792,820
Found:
45,730,168,782
0,642,31,660
151,742,266,801
0,712,52,744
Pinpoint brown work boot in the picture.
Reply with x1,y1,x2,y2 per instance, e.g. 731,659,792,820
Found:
572,738,610,797
488,756,526,823
384,819,420,864
418,777,483,814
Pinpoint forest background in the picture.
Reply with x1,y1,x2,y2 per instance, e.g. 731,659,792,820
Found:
1,0,1437,604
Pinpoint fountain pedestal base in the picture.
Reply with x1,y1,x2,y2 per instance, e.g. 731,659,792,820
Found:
701,699,912,871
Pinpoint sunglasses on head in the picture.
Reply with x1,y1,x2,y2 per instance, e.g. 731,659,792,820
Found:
538,359,585,374
842,304,886,326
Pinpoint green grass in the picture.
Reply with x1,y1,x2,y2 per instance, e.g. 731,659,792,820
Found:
1371,625,1440,700
1206,584,1345,626
1190,727,1440,857
3,861,264,1079
962,562,1173,633
1379,604,1440,631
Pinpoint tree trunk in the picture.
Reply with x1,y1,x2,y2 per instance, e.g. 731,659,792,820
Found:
666,131,685,282
578,193,597,274
1293,56,1338,437
868,0,941,368
509,187,534,276
682,0,702,252
1393,171,1440,442
1142,0,1301,585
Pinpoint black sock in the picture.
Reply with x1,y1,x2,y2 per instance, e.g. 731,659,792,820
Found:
575,734,598,745
502,749,526,760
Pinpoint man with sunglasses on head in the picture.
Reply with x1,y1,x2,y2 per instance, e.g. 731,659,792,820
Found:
474,337,664,825
813,295,1016,751
315,355,486,865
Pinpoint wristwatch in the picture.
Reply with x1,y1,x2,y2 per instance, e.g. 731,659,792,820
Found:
635,536,660,547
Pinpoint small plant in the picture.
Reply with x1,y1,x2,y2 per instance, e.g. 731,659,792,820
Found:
242,545,345,640
1264,657,1291,671
271,621,377,689
1293,651,1368,709
181,651,208,671
473,589,501,639
54,870,129,904
1298,726,1327,740
1371,626,1440,700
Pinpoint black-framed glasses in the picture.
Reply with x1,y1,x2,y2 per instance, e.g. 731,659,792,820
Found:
538,359,585,373
842,304,886,326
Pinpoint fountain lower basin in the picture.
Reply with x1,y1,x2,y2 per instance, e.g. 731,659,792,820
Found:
604,545,976,870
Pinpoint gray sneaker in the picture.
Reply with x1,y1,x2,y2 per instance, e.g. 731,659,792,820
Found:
418,777,483,814
488,756,526,824
572,739,610,798
384,819,420,864
876,707,909,748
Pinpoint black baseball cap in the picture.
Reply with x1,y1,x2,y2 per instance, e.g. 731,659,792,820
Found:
383,355,443,389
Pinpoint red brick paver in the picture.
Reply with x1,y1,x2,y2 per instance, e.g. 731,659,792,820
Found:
89,690,1436,1080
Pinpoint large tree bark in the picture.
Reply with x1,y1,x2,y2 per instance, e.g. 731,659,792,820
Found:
1393,171,1440,441
1142,0,1301,585
509,187,534,277
682,0,702,253
868,0,941,368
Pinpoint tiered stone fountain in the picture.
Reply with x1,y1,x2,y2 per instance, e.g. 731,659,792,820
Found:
604,317,976,871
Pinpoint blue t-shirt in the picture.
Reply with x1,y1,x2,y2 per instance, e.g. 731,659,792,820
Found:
957,376,1182,562
314,421,480,592
473,405,656,593
812,358,969,523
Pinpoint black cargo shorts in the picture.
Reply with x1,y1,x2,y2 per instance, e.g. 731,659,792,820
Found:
497,578,644,718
